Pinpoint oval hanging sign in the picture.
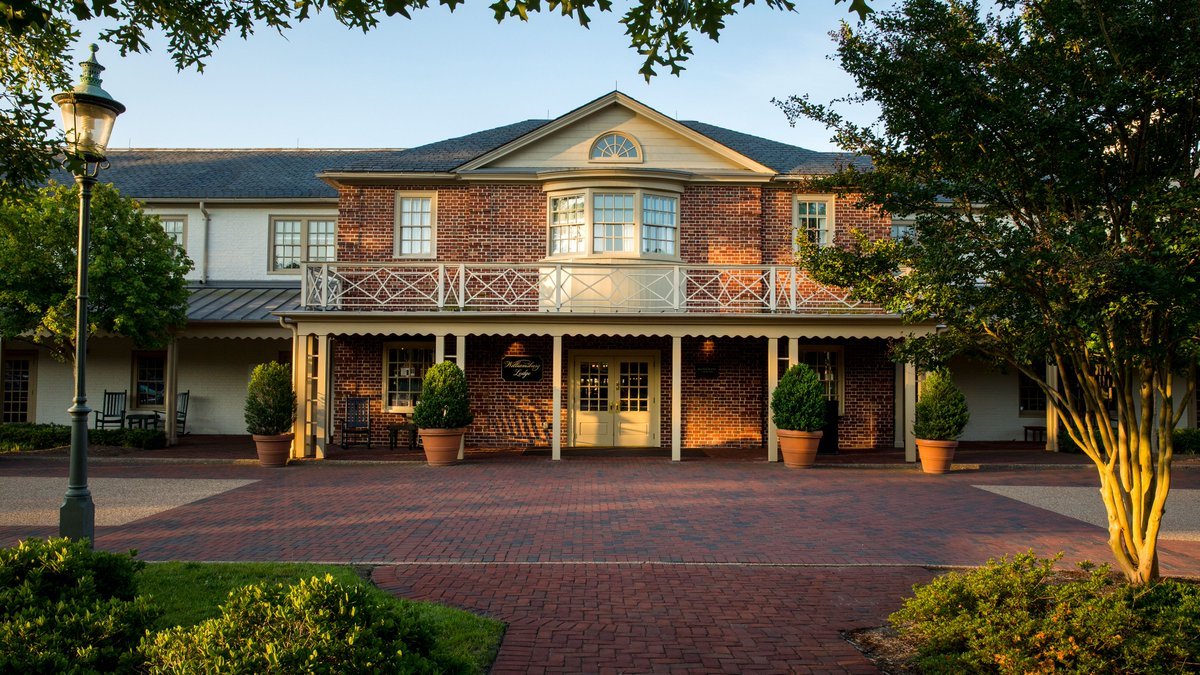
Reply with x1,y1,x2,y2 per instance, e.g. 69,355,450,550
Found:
501,356,543,382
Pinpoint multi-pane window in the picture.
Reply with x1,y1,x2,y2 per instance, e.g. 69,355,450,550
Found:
593,193,636,253
2,355,34,423
161,217,185,248
549,195,586,255
589,133,640,161
641,194,677,255
271,217,337,271
799,350,840,402
794,198,832,247
1018,366,1047,414
577,361,609,412
134,353,165,407
547,189,678,259
383,343,435,411
395,193,435,257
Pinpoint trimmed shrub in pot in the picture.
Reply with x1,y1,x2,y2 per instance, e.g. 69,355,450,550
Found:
245,361,297,467
771,363,828,468
413,361,473,466
913,369,970,473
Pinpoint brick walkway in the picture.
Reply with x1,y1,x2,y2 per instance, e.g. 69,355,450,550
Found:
3,455,1198,673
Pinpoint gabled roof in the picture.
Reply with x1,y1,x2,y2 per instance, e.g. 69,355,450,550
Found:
332,120,552,173
678,121,871,175
52,149,404,200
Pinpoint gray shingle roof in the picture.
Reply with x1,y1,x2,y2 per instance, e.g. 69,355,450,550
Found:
187,285,300,322
331,120,552,173
679,121,872,174
52,149,404,200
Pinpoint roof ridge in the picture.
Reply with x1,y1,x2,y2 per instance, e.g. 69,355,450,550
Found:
107,147,408,152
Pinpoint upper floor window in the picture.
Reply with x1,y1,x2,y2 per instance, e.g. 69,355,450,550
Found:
793,196,833,248
589,132,642,162
547,188,679,259
270,216,337,272
160,216,186,249
395,192,436,258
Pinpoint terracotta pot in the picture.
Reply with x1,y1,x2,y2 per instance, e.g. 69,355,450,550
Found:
778,429,823,468
917,438,958,474
252,433,293,467
418,427,466,466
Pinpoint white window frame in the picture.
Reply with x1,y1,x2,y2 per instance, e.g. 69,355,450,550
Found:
268,216,338,274
795,345,845,415
393,191,438,259
382,341,436,413
792,195,835,249
159,215,187,250
588,131,643,164
544,187,680,261
132,351,167,410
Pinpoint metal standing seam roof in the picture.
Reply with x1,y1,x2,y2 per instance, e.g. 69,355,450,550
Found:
186,286,301,322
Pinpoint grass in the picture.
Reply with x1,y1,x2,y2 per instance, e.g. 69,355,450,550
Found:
138,561,504,674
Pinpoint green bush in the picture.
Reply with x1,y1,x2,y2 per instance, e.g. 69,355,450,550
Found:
91,427,168,449
245,361,297,436
1173,428,1200,455
0,423,166,452
413,361,473,429
0,538,159,673
913,369,970,440
142,574,450,674
890,552,1200,674
771,363,827,432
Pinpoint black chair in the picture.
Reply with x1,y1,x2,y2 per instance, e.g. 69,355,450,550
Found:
156,390,190,435
342,397,372,448
94,390,127,429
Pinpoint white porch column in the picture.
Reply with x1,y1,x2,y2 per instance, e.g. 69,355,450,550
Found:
457,334,467,461
767,337,779,462
291,332,307,458
903,363,918,462
435,334,445,362
893,362,905,448
312,334,330,459
164,337,179,445
788,336,799,368
671,336,682,462
552,335,562,461
1045,363,1059,452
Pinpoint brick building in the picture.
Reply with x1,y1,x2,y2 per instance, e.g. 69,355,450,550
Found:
282,92,933,461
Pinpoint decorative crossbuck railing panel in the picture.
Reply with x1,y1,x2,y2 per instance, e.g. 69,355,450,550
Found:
302,262,875,314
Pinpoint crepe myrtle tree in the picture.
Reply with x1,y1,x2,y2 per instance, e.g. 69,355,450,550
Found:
0,0,873,200
776,0,1200,582
0,181,192,361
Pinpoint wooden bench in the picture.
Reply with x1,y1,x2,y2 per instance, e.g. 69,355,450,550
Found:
1024,425,1047,442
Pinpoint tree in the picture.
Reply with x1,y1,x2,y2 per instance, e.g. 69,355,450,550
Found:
0,0,872,200
0,181,194,360
776,0,1200,583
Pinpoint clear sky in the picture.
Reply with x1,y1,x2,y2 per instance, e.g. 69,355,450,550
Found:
75,1,887,153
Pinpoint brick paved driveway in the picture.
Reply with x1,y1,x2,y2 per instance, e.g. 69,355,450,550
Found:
3,456,1199,673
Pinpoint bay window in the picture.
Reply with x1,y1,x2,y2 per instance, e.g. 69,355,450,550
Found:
546,188,679,260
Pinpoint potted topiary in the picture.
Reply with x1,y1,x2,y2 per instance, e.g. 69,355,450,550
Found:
771,363,828,468
413,361,473,466
244,361,297,467
913,369,970,473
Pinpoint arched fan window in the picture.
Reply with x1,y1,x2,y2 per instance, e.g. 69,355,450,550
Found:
589,132,642,162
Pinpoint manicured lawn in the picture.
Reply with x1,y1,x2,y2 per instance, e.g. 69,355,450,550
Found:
139,561,504,674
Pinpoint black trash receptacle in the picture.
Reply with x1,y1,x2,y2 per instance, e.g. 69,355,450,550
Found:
818,400,840,454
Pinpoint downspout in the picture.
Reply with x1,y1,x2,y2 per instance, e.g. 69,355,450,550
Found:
198,201,211,283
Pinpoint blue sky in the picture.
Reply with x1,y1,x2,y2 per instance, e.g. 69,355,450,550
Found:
79,1,886,152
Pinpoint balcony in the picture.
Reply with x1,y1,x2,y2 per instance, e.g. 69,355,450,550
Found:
301,262,876,314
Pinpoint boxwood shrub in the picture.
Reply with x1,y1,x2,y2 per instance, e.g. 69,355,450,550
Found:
0,538,159,673
890,552,1200,674
142,574,458,674
0,423,166,452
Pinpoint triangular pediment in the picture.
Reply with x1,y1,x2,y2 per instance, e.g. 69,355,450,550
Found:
458,92,774,176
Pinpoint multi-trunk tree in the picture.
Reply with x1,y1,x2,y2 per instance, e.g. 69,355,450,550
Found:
777,0,1200,582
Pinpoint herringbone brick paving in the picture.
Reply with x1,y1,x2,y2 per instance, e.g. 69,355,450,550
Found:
3,455,1198,673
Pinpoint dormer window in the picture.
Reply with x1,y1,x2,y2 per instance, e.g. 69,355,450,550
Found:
589,132,641,163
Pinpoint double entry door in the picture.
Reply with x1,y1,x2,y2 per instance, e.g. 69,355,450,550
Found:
570,351,659,447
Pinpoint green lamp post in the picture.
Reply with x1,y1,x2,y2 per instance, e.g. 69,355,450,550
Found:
52,44,125,544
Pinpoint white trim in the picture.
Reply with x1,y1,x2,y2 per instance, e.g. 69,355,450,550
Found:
589,130,644,164
393,191,438,259
158,214,188,252
268,215,339,274
567,349,661,448
381,340,435,413
544,187,680,261
792,194,836,249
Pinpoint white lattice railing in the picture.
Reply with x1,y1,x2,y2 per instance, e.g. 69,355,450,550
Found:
302,262,874,314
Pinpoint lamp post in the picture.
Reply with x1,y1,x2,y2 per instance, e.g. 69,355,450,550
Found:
52,44,125,544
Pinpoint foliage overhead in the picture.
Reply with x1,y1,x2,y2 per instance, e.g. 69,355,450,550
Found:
912,369,969,441
0,0,873,199
0,181,193,361
244,361,297,436
770,363,827,431
413,360,473,429
776,0,1200,583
